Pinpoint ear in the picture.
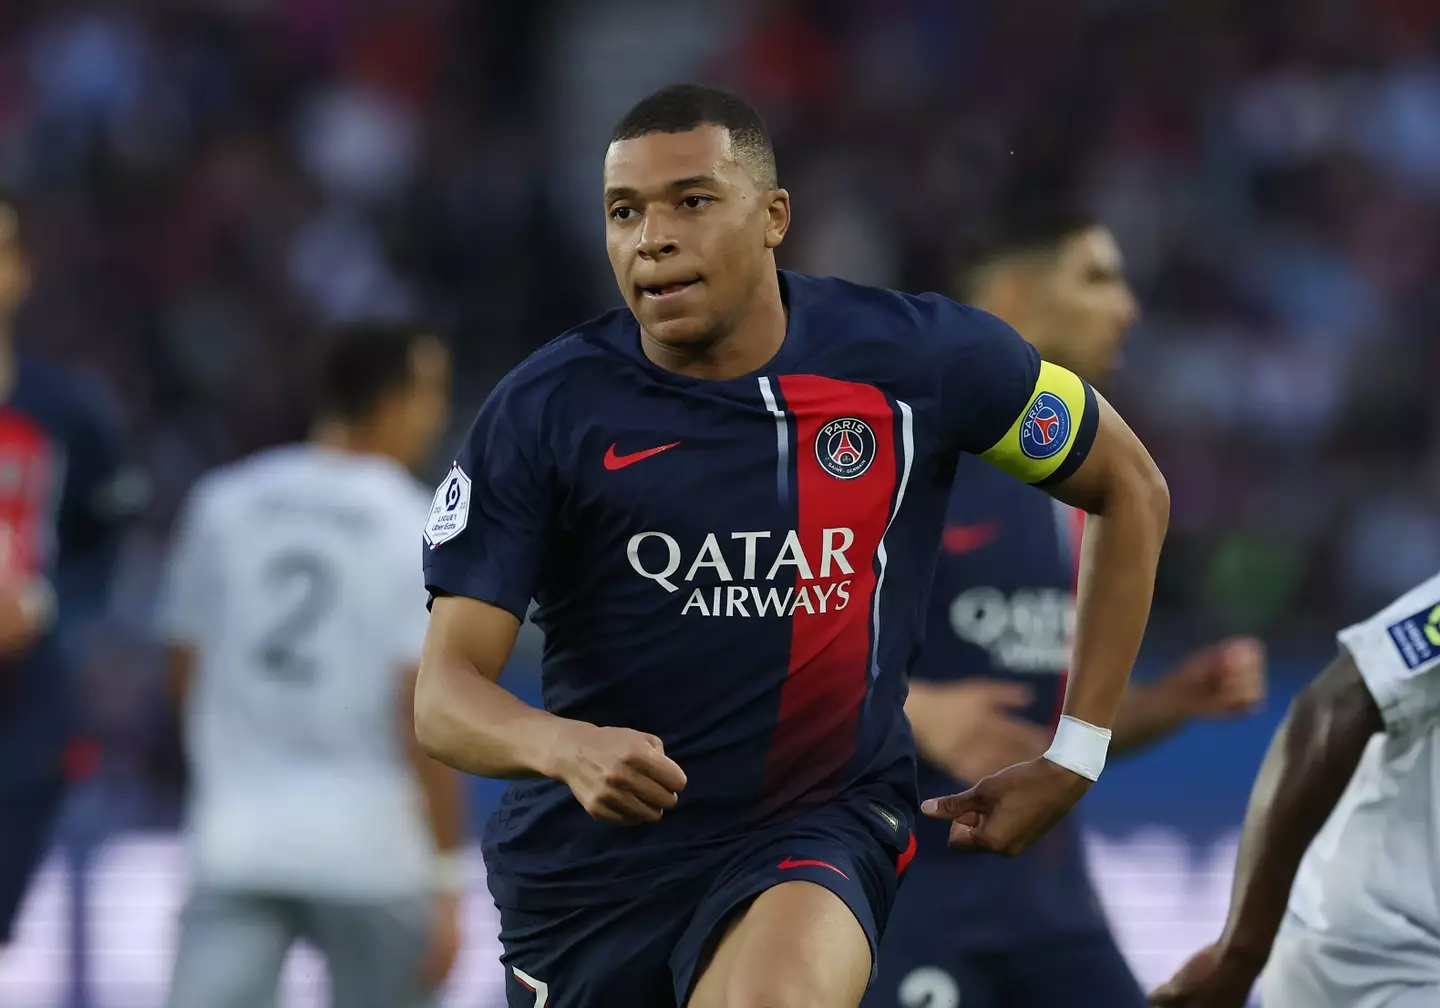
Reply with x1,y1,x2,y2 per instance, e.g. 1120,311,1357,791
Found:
987,268,1033,330
763,188,791,250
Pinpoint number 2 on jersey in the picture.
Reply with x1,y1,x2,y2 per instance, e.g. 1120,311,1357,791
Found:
255,550,335,683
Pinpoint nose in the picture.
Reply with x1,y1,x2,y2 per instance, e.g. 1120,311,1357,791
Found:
636,210,679,260
1117,283,1140,329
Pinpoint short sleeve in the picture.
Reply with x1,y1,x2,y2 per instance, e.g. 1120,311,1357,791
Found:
1337,572,1440,736
157,488,219,647
422,376,553,620
924,296,1098,486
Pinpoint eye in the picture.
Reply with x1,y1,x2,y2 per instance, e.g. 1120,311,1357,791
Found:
610,206,637,222
681,195,712,210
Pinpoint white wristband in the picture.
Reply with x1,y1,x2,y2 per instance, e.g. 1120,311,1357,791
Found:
1043,715,1112,782
432,851,467,894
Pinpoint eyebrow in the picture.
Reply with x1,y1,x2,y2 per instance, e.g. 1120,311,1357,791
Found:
604,175,720,203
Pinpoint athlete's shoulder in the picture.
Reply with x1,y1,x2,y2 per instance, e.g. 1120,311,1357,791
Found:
790,271,1004,344
1331,569,1440,737
497,308,636,396
183,444,305,513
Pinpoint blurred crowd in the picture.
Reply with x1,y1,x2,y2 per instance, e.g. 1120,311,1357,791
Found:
4,0,1439,706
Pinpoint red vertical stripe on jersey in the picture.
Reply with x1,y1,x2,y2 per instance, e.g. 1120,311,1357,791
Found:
0,407,57,580
1052,507,1087,729
761,376,897,815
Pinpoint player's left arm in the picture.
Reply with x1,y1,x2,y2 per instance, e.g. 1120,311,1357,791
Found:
919,300,1168,854
1015,389,1169,739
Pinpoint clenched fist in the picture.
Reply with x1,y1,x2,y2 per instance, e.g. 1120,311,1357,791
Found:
0,576,54,660
1165,637,1267,719
551,724,688,824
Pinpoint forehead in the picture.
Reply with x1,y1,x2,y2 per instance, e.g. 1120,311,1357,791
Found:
603,125,744,194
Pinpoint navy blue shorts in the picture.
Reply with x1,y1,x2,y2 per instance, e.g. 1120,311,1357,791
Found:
498,790,916,1008
864,927,1146,1008
0,780,64,944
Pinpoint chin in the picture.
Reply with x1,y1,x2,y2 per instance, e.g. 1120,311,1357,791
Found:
638,312,718,350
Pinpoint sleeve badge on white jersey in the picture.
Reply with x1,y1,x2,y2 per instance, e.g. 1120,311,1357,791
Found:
1385,601,1440,670
424,464,472,548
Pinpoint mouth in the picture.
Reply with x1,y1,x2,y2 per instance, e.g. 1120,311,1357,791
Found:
637,278,701,303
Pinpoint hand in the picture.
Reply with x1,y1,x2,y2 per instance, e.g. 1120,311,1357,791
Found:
906,679,1050,783
420,891,461,991
1164,637,1267,719
0,577,51,660
551,723,688,824
921,756,1092,855
1149,943,1263,1007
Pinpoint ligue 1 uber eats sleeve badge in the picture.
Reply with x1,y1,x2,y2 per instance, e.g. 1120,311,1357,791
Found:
425,464,471,548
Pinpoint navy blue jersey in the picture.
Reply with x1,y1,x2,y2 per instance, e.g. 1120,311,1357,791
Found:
907,453,1108,946
423,271,1098,911
0,356,132,786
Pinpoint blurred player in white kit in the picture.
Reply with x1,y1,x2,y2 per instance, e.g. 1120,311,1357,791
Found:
1152,572,1440,1007
158,323,463,1008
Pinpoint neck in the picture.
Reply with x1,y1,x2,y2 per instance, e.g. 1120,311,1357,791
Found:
642,267,787,381
310,419,402,466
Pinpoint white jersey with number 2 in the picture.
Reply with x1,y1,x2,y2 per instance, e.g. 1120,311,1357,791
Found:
158,444,434,899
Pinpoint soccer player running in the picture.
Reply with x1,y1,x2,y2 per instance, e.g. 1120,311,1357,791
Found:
0,192,138,956
160,324,464,1008
866,196,1269,1008
417,84,1169,1008
1151,592,1440,1007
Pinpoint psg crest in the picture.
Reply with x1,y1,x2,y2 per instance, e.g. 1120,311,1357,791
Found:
1020,392,1071,460
815,417,877,480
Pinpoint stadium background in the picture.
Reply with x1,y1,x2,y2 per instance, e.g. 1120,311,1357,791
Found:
2,0,1438,1004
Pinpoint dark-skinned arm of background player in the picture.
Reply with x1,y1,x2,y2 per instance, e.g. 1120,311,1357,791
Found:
1147,651,1380,1007
415,599,689,825
923,390,1169,855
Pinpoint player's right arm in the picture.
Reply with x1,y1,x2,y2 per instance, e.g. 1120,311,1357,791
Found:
156,483,220,718
1149,574,1439,1007
416,375,686,824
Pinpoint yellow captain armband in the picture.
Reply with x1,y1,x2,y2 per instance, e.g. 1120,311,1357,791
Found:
979,360,1098,486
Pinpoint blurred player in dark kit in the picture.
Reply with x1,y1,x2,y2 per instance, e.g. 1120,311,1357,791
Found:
0,191,138,953
416,85,1170,1008
866,190,1268,1008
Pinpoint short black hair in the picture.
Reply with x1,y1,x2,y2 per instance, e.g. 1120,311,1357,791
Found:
316,322,434,423
611,83,778,189
952,175,1097,301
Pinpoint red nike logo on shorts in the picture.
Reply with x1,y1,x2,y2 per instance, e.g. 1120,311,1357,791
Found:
777,856,848,879
603,441,680,470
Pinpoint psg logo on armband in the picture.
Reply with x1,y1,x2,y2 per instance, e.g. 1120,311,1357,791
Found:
1020,392,1071,460
815,417,877,480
